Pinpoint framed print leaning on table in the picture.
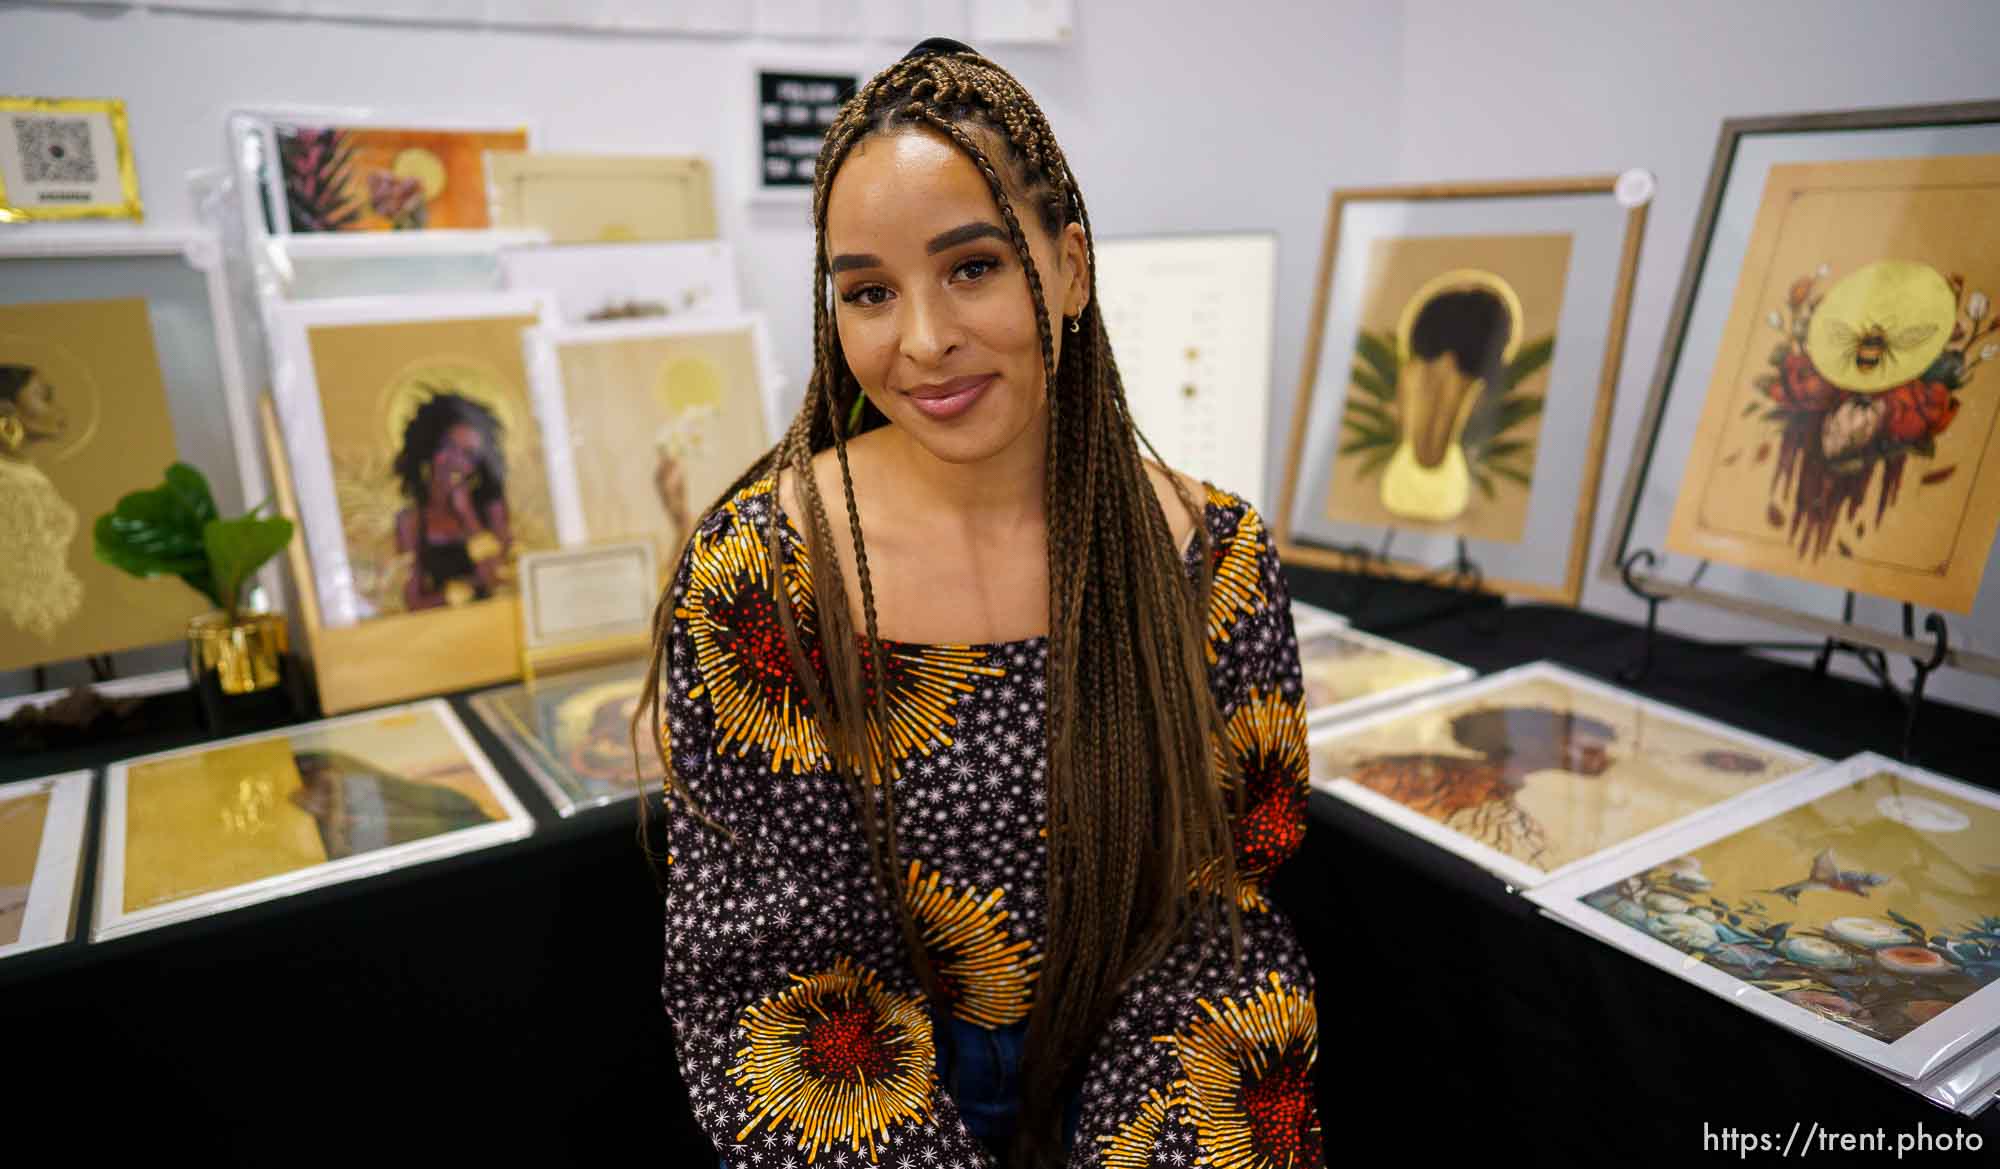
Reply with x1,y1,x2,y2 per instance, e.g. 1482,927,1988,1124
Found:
1604,99,2000,674
1278,175,1650,603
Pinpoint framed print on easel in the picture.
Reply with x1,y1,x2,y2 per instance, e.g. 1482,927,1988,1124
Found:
1278,175,1651,604
1605,100,2000,679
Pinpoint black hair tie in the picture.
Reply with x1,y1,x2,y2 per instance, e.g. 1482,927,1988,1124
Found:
902,36,977,60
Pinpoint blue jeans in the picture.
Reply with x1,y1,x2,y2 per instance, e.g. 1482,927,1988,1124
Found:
721,1015,1081,1166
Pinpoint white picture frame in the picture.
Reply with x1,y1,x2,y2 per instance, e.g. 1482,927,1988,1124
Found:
0,770,92,961
1288,599,1349,635
266,290,554,629
1310,661,1821,889
498,240,743,326
523,312,786,555
516,541,658,654
1295,624,1474,729
1528,753,2000,1096
94,699,534,941
1094,232,1278,512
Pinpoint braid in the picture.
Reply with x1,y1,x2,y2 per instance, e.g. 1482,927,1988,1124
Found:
642,44,1245,1169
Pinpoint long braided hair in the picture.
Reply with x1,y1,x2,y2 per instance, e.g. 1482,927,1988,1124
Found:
639,42,1244,1167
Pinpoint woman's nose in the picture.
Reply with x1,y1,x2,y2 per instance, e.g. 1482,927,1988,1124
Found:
898,289,961,366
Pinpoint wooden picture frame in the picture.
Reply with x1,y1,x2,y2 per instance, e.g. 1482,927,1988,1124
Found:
1276,176,1649,604
1601,101,2000,676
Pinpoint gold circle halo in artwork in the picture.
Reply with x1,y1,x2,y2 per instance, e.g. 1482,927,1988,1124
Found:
654,355,724,417
1804,260,1956,393
391,148,449,200
555,680,642,747
379,357,519,452
0,330,103,466
1395,268,1524,367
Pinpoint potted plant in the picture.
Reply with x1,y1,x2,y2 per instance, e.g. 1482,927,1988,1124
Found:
94,463,303,730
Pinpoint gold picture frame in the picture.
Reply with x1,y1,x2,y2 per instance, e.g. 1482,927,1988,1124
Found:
487,152,718,244
1602,100,2000,677
1277,176,1649,604
0,97,143,223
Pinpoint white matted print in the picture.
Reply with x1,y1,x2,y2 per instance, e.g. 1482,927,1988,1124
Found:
1095,233,1277,511
94,699,533,941
1289,600,1348,635
499,240,742,326
1296,625,1472,728
0,771,91,960
1309,661,1820,889
1528,753,2000,1091
526,313,783,570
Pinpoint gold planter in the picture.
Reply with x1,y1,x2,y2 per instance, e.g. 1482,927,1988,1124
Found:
187,612,288,696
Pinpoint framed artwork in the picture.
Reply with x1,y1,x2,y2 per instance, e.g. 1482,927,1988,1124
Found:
1095,233,1278,510
1289,599,1348,634
1529,753,2000,1109
245,114,530,235
268,292,559,629
94,699,533,941
750,58,859,202
498,240,743,326
0,97,141,223
525,313,782,570
0,771,90,961
1605,101,2000,676
1296,625,1472,728
1309,661,1819,888
487,152,718,245
0,231,263,671
468,659,661,817
1279,175,1651,603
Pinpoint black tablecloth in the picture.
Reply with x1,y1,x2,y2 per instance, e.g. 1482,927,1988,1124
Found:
7,578,1998,1165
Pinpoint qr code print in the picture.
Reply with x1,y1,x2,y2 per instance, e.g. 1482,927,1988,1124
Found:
15,117,97,184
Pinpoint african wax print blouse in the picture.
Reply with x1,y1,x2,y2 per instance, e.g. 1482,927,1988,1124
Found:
660,476,1324,1168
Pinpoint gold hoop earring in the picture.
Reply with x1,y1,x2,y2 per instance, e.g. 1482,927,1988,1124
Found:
0,414,23,454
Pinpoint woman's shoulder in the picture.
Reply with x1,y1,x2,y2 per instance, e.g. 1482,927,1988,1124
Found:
683,474,792,563
1143,461,1266,553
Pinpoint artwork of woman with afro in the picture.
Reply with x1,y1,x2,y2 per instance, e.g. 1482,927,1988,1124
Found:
391,389,515,611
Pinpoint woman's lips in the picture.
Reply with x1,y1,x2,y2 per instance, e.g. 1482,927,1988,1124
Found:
904,374,995,421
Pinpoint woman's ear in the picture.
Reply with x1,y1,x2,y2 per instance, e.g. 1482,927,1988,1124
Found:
1060,221,1090,320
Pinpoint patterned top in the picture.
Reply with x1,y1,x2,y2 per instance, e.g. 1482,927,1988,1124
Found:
660,476,1323,1169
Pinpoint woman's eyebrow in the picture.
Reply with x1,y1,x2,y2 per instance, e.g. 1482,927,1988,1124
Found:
927,221,1007,252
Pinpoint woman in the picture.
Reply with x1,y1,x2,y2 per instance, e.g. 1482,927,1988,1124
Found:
643,41,1323,1169
0,364,83,640
391,390,513,610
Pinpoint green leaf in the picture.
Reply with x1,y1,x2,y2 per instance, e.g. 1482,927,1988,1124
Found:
1488,461,1534,487
1474,438,1535,466
1354,331,1400,392
1488,394,1545,436
93,462,224,608
1348,364,1395,403
1339,416,1393,447
1339,433,1394,456
1499,335,1556,391
1471,469,1496,500
204,515,294,620
1342,397,1396,431
1355,446,1395,479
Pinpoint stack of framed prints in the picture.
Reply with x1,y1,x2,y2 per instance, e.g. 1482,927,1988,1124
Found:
1279,175,1651,603
470,660,660,817
1530,753,2000,1114
1309,662,1820,888
1094,233,1278,508
525,312,782,574
498,240,743,326
1295,624,1472,728
1606,99,2000,676
264,291,558,712
93,700,531,941
0,230,264,676
0,772,90,961
487,153,718,244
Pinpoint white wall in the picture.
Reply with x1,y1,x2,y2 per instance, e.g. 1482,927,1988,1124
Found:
1391,0,2000,713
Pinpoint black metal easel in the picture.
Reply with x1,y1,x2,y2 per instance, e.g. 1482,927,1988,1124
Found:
1618,548,1949,762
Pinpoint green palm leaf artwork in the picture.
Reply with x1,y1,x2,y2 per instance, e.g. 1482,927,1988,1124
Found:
1339,330,1554,502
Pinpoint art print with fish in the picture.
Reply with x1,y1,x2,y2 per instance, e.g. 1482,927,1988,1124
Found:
1668,154,2000,613
1313,663,1817,883
1579,766,2000,1049
1326,233,1570,542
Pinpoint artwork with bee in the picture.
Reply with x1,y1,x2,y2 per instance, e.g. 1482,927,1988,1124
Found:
1667,153,2000,613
